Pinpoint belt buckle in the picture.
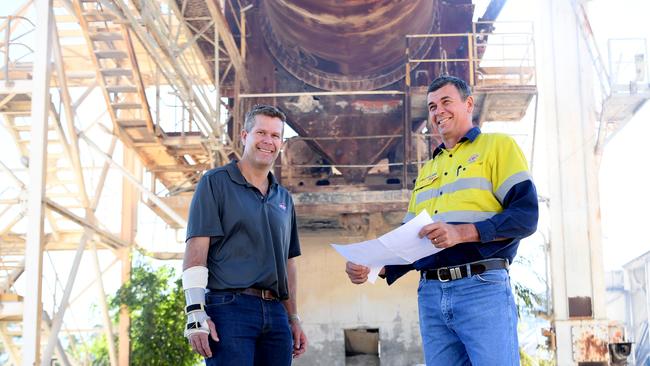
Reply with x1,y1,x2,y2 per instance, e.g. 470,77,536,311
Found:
436,267,450,282
261,289,273,300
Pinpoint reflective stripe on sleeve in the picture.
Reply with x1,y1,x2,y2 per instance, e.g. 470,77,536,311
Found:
495,171,532,204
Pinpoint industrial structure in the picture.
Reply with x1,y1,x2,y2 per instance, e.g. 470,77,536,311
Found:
0,0,648,365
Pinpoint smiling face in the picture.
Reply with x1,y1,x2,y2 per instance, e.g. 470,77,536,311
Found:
427,83,474,146
240,114,284,169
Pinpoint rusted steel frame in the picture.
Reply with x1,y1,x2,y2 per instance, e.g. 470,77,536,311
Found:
239,90,404,98
175,20,214,57
239,4,253,60
279,162,418,169
290,134,403,141
205,0,248,89
167,0,214,81
403,36,412,189
183,20,227,52
468,33,475,86
226,0,241,33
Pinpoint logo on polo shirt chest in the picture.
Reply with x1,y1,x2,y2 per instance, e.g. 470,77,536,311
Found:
278,202,287,211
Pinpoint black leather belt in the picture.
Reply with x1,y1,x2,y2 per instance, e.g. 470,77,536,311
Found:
210,288,278,300
421,258,509,282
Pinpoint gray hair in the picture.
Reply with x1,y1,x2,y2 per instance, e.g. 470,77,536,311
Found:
243,104,287,132
427,75,472,100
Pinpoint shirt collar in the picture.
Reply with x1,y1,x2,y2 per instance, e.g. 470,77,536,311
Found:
432,127,481,157
225,160,278,188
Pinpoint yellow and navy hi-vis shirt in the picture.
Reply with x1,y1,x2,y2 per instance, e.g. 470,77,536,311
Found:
384,127,538,285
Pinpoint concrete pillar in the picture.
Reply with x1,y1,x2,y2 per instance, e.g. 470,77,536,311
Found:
537,0,609,364
22,0,53,364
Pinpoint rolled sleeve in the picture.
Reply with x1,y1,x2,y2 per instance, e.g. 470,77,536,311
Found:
475,220,497,243
288,202,301,258
383,264,414,285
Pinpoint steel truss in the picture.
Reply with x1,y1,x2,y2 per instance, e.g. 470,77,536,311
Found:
0,0,244,363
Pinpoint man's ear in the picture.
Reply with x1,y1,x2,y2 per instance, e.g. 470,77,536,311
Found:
240,129,247,147
466,95,474,114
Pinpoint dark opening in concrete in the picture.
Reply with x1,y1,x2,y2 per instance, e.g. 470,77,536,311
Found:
344,328,380,366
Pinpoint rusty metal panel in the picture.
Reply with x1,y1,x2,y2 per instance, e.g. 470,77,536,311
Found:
571,324,609,363
261,0,438,91
569,296,594,318
280,94,405,182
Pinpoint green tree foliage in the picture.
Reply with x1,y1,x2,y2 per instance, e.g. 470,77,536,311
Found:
78,333,110,366
110,263,200,366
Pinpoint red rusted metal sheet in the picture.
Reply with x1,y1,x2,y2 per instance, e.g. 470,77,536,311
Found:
571,324,609,363
261,0,438,91
181,0,479,184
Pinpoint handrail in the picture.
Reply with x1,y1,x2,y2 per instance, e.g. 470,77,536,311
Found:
406,20,536,88
0,15,36,82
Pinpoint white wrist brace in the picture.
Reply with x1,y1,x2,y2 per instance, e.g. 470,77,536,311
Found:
182,266,210,338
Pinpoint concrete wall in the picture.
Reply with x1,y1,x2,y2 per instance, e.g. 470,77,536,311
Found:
294,231,424,366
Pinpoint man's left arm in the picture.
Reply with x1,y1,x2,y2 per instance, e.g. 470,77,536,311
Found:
473,179,538,243
284,257,307,358
420,180,537,248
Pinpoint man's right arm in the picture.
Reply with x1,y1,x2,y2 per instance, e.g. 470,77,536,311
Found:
183,237,218,358
183,236,210,269
345,262,385,284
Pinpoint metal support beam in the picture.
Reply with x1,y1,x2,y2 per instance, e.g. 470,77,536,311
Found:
0,324,21,365
42,312,72,366
0,260,25,292
78,130,188,227
90,240,118,366
50,17,90,207
41,139,117,365
22,1,53,364
204,0,249,89
44,199,129,249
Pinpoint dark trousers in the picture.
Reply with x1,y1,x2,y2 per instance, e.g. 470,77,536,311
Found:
205,291,293,366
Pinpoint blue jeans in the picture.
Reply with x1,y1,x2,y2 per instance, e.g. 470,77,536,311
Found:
417,269,519,366
204,291,293,366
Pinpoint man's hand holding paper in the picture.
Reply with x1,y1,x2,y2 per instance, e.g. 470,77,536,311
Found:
332,211,443,283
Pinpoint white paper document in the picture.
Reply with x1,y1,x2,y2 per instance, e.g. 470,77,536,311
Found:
331,211,442,283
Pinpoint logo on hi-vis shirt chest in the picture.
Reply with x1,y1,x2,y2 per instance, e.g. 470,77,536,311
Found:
468,153,480,164
278,202,287,211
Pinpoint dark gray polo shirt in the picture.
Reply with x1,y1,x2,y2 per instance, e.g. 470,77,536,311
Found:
185,160,301,300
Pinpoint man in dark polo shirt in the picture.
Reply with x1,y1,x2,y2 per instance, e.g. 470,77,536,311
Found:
182,104,307,365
